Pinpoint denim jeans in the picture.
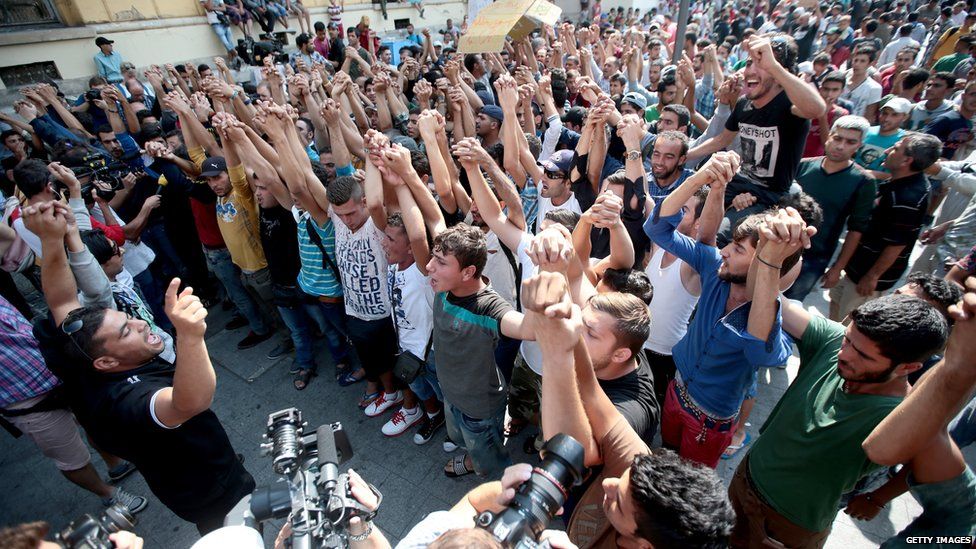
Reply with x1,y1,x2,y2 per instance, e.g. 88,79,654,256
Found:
408,353,443,402
783,257,830,302
210,23,235,52
242,268,288,340
306,300,354,367
202,246,271,335
276,301,319,371
444,400,511,477
141,222,184,281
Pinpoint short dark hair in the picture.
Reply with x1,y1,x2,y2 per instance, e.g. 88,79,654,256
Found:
65,306,110,361
588,292,651,356
197,63,211,74
903,68,930,89
850,295,949,365
899,23,913,36
601,268,654,304
901,133,942,172
655,129,690,156
0,521,51,549
1,129,21,145
88,76,108,87
296,32,311,47
812,52,831,65
931,71,958,89
327,175,364,205
410,150,430,178
629,449,734,547
692,186,710,218
80,229,115,264
661,105,691,132
852,45,878,63
905,272,963,317
543,208,581,232
314,21,325,32
377,45,390,56
821,70,847,87
865,19,879,32
432,224,488,276
13,159,50,199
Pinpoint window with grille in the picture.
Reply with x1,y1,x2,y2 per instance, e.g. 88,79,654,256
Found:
0,0,61,30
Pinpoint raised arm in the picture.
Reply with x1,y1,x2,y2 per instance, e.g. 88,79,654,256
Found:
417,110,459,215
748,208,813,341
455,138,525,251
26,202,81,325
746,36,825,120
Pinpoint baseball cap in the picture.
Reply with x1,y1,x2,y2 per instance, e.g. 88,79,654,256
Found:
794,7,809,17
541,149,575,175
200,157,227,177
826,26,841,35
561,106,588,127
95,36,114,46
481,105,504,122
391,135,420,152
622,92,648,111
434,40,444,47
881,97,913,114
327,22,338,29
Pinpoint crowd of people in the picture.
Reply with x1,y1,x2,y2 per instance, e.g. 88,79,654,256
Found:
2,0,976,546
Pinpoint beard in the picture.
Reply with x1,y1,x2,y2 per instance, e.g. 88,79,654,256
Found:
718,271,748,284
838,360,898,384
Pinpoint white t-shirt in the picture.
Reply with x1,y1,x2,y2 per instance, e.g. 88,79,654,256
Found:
514,232,545,374
840,74,882,117
201,0,224,24
329,210,391,321
90,205,155,277
482,230,518,307
388,262,433,358
534,190,582,234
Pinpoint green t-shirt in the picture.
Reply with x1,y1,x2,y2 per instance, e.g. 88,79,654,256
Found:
795,158,877,262
644,105,660,123
933,52,968,73
746,315,903,532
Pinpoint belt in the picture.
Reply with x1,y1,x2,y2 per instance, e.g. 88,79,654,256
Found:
317,295,343,304
672,380,737,443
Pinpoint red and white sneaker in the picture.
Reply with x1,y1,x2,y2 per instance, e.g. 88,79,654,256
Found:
381,406,424,436
364,391,403,417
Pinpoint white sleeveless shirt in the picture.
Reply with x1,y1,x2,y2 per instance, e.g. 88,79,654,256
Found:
644,247,700,355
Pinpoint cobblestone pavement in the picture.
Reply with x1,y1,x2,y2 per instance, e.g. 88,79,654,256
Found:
0,281,972,548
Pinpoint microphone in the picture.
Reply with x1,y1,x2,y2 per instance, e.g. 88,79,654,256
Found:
155,174,168,195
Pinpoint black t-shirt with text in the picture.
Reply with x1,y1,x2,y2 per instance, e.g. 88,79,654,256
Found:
67,358,252,522
726,91,811,194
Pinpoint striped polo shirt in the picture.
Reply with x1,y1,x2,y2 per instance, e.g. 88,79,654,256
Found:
293,209,343,298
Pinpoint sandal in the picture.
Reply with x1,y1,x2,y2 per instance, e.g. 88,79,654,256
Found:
293,369,316,391
334,362,353,381
721,432,752,460
339,368,367,387
445,453,475,478
358,390,381,409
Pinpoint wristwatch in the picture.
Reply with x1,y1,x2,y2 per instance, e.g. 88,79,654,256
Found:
626,149,641,161
349,521,373,541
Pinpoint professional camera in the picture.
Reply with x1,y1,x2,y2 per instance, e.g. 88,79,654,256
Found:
62,153,136,201
476,434,585,549
85,89,103,102
216,407,381,549
55,503,135,549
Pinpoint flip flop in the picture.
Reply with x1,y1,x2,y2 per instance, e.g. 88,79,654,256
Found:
358,390,381,409
339,368,367,387
293,369,316,391
445,453,475,477
721,432,753,460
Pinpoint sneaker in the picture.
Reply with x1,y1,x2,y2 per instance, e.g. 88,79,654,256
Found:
443,439,459,453
225,315,249,331
364,391,403,417
107,461,136,483
414,412,445,445
103,487,148,514
267,339,294,360
237,330,273,350
382,407,424,436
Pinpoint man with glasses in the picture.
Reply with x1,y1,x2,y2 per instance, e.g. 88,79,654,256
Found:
25,200,255,535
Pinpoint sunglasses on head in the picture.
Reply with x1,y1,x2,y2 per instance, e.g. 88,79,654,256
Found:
62,308,94,363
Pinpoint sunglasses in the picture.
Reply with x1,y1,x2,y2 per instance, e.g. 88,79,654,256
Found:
62,308,95,363
544,169,567,180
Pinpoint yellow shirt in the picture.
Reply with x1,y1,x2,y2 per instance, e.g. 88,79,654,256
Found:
215,164,267,273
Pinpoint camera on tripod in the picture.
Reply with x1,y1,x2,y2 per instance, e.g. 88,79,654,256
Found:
477,434,585,549
212,407,381,549
56,503,135,549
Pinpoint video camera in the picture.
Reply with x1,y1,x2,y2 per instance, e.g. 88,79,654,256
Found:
215,407,380,549
55,503,135,549
62,153,139,201
476,434,585,549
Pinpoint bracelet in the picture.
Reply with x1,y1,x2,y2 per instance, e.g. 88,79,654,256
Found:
348,521,373,541
230,89,239,101
756,255,782,270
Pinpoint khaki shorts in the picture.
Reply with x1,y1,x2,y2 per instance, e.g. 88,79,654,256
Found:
828,275,882,321
6,395,90,472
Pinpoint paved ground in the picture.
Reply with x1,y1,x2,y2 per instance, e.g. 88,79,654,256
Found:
1,279,973,548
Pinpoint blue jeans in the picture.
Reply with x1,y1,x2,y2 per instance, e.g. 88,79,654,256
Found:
210,23,235,52
305,300,354,367
202,246,271,335
409,353,443,402
444,400,511,477
784,257,830,301
276,301,319,370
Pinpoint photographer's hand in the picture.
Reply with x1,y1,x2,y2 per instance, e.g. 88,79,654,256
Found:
108,531,144,549
345,469,391,548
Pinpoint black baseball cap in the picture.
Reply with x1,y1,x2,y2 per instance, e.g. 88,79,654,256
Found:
95,37,114,46
200,157,227,177
561,106,588,126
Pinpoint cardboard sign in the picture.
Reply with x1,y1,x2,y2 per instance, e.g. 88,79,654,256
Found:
458,0,562,53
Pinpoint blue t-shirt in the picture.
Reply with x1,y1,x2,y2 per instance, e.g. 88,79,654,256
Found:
924,111,974,159
855,127,904,171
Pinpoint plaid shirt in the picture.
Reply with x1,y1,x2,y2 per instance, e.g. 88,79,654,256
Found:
0,295,58,408
695,73,716,120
